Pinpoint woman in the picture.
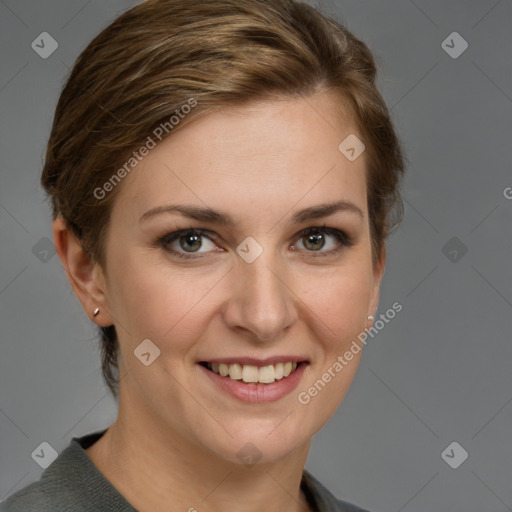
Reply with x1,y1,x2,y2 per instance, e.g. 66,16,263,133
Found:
1,0,404,510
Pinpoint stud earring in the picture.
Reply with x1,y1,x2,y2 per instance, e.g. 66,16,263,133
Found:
367,315,374,321
93,307,100,317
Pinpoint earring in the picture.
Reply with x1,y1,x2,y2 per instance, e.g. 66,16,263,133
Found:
93,307,100,317
368,315,374,321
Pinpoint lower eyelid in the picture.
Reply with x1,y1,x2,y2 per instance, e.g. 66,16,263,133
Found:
159,227,353,258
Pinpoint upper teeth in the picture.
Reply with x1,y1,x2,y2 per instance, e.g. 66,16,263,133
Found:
207,362,298,384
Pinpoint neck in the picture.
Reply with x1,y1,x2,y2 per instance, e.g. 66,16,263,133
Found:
85,390,313,512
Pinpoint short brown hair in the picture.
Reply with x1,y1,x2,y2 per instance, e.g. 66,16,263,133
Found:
41,0,405,398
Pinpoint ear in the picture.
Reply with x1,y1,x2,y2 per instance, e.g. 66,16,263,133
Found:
367,244,386,327
52,217,114,326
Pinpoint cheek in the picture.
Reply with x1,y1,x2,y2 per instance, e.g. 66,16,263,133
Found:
295,267,373,423
300,265,374,343
106,252,221,347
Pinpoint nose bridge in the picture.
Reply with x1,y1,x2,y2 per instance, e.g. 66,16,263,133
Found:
224,249,296,341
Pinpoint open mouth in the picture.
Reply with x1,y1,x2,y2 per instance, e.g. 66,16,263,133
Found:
199,361,307,385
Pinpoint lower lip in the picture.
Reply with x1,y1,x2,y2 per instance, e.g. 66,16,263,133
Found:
198,363,308,404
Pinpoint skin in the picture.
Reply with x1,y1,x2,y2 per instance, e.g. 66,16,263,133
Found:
53,90,384,512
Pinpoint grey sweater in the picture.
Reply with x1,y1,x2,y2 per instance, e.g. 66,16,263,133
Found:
1,430,371,512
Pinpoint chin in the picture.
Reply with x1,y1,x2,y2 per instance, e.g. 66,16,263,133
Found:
197,417,313,467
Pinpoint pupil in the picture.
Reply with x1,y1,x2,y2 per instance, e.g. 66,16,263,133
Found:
180,233,202,252
304,233,324,251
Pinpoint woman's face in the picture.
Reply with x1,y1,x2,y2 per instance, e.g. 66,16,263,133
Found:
99,91,383,464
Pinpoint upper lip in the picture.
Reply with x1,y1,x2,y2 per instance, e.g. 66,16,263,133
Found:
199,356,309,367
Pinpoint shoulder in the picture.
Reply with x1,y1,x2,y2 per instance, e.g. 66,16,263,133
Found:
0,443,84,511
0,478,71,512
302,470,373,512
1,430,134,512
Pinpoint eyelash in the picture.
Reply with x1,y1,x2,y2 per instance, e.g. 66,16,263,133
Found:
157,225,354,260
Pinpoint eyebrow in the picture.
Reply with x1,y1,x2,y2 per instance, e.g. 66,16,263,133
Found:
139,199,364,226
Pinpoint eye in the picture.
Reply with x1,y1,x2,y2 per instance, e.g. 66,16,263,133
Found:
158,229,220,258
293,225,354,256
157,225,354,260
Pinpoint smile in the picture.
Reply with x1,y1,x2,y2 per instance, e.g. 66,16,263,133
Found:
198,358,309,403
201,361,301,384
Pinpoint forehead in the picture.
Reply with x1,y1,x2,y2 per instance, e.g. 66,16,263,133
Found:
112,91,368,226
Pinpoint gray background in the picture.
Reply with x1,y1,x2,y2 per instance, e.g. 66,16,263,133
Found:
1,1,511,510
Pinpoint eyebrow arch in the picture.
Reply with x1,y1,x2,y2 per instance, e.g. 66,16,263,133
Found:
291,200,364,223
139,199,364,225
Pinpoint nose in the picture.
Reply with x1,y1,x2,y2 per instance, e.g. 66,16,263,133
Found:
222,254,298,343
